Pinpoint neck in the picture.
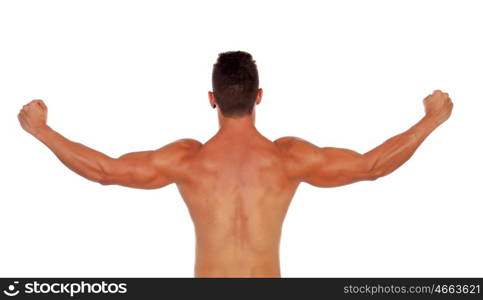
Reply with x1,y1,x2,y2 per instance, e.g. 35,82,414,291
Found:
217,113,258,135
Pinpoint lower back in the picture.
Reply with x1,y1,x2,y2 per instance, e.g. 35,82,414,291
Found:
194,252,281,277
191,198,285,277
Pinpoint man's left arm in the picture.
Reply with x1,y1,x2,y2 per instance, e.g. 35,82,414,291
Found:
18,99,200,189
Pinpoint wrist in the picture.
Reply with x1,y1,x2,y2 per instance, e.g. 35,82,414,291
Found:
33,124,52,141
422,114,442,128
418,115,439,135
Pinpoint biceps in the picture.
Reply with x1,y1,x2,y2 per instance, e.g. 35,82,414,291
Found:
99,151,171,189
304,147,376,187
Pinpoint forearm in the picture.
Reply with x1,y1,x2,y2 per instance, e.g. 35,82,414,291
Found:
34,125,113,183
363,115,439,178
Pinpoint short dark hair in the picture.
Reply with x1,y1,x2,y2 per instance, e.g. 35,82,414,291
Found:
212,51,259,118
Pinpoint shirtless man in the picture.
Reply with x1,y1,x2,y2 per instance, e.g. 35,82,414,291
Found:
18,51,453,278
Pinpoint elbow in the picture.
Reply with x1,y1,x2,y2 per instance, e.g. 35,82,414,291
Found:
368,167,387,181
363,155,384,181
368,171,382,181
96,158,117,185
366,162,384,181
98,179,111,186
94,171,112,185
98,177,113,186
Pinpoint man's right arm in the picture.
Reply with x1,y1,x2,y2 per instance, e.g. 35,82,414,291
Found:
276,90,453,187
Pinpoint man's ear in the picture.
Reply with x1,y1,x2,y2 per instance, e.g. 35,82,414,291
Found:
255,88,263,105
208,91,216,108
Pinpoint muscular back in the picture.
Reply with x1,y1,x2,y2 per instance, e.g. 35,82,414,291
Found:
19,90,452,277
176,133,299,277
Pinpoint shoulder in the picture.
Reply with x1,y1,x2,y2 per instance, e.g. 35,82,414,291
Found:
274,136,324,179
169,138,203,150
274,136,320,157
159,138,202,151
152,138,202,165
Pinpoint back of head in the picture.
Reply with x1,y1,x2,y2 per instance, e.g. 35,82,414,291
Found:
212,51,259,118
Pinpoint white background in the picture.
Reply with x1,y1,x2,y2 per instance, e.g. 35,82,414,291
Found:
1,0,482,277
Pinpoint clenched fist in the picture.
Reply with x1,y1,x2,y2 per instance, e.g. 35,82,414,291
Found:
423,90,453,126
18,99,49,136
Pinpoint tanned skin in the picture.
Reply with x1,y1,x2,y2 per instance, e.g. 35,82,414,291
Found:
18,89,453,277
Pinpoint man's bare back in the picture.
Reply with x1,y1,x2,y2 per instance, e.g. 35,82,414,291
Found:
17,52,453,277
175,126,299,277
